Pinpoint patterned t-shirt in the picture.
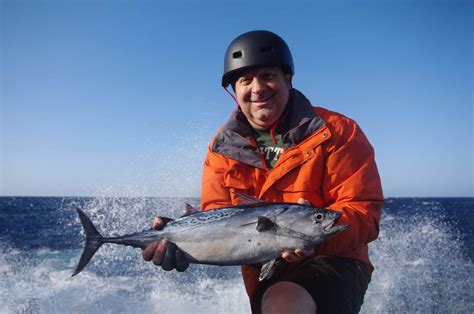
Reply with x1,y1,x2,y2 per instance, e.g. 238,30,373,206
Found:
253,129,284,169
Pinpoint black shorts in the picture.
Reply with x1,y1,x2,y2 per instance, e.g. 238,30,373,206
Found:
250,255,372,314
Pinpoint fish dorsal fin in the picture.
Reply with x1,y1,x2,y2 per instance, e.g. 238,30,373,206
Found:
234,192,266,205
259,259,277,281
256,216,275,232
181,203,198,218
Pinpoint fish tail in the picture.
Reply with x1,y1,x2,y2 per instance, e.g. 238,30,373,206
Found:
72,207,104,277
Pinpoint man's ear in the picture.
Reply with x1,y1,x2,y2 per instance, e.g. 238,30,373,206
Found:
286,74,293,89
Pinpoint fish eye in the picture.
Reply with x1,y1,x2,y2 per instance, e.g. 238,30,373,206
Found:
313,213,324,223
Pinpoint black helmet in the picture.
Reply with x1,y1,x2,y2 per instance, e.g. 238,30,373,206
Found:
222,30,294,87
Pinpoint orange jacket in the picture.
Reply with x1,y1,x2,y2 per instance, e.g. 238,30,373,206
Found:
200,89,383,298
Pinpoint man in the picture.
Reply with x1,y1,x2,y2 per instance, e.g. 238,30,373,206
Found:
143,30,383,313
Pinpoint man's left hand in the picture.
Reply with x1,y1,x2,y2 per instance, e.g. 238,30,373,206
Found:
281,197,315,263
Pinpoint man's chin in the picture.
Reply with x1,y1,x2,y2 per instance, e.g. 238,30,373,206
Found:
251,117,278,130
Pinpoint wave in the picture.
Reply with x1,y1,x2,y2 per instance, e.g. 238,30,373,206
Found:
0,198,472,313
364,209,473,313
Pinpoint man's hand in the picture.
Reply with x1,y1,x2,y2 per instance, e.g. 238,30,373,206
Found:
281,198,315,263
142,217,189,272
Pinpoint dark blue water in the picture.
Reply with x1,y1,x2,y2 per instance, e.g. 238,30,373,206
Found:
0,197,473,313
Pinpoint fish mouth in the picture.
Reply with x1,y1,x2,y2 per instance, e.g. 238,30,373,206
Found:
323,213,350,235
325,223,350,235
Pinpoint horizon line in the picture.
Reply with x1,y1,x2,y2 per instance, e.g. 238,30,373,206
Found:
0,195,473,199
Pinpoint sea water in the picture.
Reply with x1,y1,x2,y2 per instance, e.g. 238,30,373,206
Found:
0,197,473,313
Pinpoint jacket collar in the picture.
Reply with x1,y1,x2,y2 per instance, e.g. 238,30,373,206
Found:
211,89,325,168
277,89,325,149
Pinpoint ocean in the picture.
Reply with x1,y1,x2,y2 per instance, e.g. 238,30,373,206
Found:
0,197,473,313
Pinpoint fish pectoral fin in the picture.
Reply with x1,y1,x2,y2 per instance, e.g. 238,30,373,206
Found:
233,192,266,205
259,259,278,281
256,216,275,232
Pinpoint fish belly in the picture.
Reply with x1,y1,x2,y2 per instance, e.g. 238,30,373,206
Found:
169,227,279,265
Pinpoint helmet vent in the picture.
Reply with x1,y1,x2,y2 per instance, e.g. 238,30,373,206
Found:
232,51,243,59
260,46,274,54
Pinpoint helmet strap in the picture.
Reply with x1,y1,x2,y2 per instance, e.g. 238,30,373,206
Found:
223,86,240,107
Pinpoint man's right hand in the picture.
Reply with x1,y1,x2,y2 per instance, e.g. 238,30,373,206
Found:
142,217,189,272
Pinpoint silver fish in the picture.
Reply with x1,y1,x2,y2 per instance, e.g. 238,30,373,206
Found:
72,196,349,280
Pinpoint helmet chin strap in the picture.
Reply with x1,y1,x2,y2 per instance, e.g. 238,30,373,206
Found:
223,86,279,145
223,86,240,107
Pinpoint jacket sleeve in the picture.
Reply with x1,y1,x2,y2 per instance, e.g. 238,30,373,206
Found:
200,146,234,211
316,117,384,255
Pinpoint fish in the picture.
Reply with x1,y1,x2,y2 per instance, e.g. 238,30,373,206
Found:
72,194,349,280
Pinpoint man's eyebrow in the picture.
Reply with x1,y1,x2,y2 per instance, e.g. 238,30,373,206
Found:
260,71,277,76
238,74,252,79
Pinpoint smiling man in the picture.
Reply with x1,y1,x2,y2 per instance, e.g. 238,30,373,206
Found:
234,66,291,130
143,30,384,314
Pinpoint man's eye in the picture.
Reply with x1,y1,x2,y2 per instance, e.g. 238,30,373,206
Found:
239,77,252,85
262,73,276,80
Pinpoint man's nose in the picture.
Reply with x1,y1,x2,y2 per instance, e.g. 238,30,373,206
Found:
251,77,265,94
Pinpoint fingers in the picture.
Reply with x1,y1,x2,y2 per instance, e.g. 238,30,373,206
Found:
281,251,299,262
152,239,169,265
297,198,311,205
161,242,177,271
281,247,314,263
143,217,171,263
295,247,314,257
161,243,189,272
142,239,189,272
142,241,158,261
175,249,190,272
144,216,189,272
152,217,165,230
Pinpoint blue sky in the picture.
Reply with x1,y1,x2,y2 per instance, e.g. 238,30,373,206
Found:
1,0,472,197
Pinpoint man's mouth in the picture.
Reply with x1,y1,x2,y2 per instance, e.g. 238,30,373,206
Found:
251,94,273,104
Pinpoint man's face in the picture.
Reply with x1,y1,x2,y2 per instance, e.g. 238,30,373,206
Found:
234,66,292,130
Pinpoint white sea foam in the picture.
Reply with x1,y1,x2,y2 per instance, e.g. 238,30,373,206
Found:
0,246,249,313
363,211,473,313
1,199,473,313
